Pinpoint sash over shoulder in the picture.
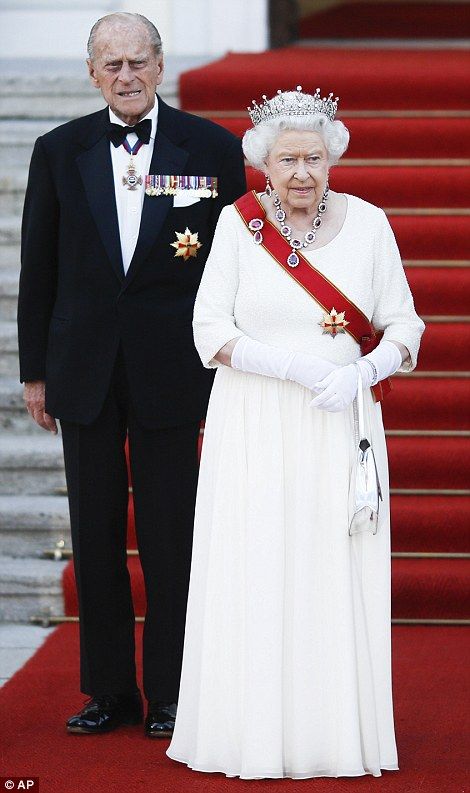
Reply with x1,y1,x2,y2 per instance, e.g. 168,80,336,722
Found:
234,190,392,402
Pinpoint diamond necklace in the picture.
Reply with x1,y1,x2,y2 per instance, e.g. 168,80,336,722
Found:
273,184,329,267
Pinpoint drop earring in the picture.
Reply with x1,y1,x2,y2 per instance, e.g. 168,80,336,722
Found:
264,174,272,197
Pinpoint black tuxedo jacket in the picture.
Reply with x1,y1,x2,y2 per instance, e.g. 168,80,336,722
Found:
18,97,246,427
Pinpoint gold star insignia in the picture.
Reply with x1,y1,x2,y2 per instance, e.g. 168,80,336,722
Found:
319,307,350,337
171,228,202,260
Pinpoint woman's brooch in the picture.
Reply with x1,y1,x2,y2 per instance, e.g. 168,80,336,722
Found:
320,308,349,337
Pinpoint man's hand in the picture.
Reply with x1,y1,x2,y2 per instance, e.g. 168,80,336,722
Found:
23,381,58,434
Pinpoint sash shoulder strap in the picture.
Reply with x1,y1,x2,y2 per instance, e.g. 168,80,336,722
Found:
234,191,392,401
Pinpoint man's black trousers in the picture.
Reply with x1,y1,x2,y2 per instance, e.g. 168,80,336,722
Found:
60,349,200,702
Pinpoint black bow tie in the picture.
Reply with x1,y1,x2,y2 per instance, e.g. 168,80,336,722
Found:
107,118,152,147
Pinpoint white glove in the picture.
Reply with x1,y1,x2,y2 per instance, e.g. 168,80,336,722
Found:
356,339,403,388
231,335,336,390
311,339,403,413
310,363,359,412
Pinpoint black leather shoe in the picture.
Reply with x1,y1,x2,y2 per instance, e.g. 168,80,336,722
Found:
145,701,177,738
66,692,143,734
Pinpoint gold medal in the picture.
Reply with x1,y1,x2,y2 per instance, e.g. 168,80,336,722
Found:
171,228,202,260
319,307,350,337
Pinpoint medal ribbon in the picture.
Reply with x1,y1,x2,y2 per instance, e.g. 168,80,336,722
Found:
122,139,144,156
234,190,392,402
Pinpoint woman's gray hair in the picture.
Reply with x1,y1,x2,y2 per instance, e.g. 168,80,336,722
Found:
242,114,350,171
87,12,163,60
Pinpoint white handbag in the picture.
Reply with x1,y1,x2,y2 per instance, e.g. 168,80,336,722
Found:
348,369,383,536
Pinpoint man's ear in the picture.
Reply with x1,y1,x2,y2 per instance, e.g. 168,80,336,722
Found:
155,56,164,86
87,59,100,89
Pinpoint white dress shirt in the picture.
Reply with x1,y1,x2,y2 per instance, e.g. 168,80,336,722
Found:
109,101,158,274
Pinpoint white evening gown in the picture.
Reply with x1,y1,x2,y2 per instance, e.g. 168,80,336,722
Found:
167,194,424,779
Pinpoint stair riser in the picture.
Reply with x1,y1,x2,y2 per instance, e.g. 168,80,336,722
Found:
247,166,470,209
0,470,66,496
0,191,25,217
3,220,470,262
391,496,470,553
388,436,469,489
1,264,469,323
0,246,20,268
0,529,71,558
0,353,19,378
383,378,470,431
406,268,470,317
1,411,47,435
207,117,470,159
63,554,470,622
0,295,18,321
0,97,104,121
0,591,65,622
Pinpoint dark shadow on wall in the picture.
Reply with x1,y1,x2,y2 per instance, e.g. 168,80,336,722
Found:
269,0,300,47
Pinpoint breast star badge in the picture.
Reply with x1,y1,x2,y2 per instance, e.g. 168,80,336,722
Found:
171,228,202,260
319,307,350,337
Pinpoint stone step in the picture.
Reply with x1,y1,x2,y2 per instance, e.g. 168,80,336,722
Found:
0,434,66,495
0,121,61,174
0,216,20,247
0,75,178,120
0,245,20,269
0,377,45,435
0,495,70,557
0,556,67,621
0,321,19,377
0,172,27,218
0,267,19,321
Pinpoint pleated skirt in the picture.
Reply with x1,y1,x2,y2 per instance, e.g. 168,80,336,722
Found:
167,366,399,779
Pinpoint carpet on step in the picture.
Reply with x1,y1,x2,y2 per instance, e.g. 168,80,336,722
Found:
382,378,470,430
404,268,470,316
391,495,470,553
180,49,470,112
246,165,470,208
387,435,469,489
206,117,470,159
388,215,469,260
238,176,470,259
299,2,470,39
63,553,470,622
416,322,468,371
392,558,470,620
0,623,467,792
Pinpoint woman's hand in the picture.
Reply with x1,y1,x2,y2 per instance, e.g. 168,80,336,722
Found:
285,351,337,391
310,363,358,412
228,335,337,388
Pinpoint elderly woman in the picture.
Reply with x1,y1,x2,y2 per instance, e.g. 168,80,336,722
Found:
167,87,424,779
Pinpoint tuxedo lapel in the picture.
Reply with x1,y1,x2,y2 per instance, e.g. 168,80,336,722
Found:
76,115,125,283
123,124,189,288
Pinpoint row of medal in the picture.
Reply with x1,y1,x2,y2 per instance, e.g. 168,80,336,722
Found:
145,174,218,198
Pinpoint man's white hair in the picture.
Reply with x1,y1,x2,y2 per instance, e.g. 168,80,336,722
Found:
87,12,163,60
242,114,350,171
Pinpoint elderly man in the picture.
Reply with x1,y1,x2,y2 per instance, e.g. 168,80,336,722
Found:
18,12,246,737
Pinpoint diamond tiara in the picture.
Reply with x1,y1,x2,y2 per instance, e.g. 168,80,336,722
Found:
248,85,339,126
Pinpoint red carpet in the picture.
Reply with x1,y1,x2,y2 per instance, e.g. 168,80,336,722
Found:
299,2,470,39
206,117,470,158
404,268,470,315
247,164,470,207
5,6,470,788
180,49,470,111
391,495,470,552
58,35,470,627
0,624,468,792
382,378,470,429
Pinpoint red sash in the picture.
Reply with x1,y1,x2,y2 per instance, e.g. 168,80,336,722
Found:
234,191,392,402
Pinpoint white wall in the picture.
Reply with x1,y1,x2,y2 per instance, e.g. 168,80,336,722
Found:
0,0,268,59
